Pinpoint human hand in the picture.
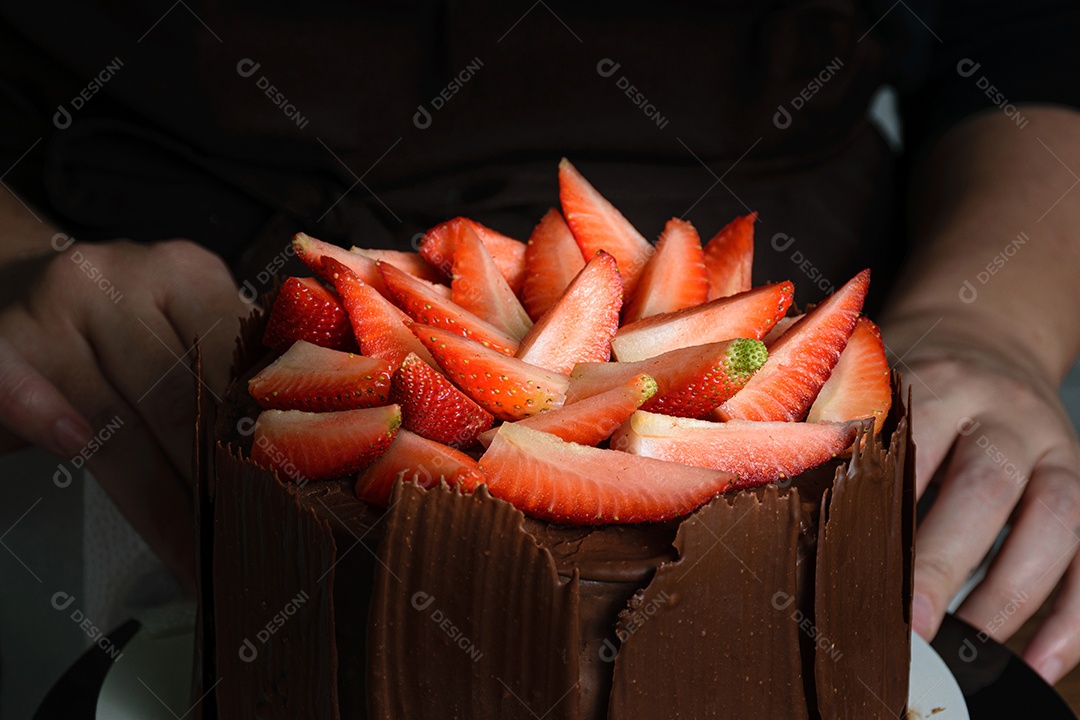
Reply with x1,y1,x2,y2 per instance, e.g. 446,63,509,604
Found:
887,320,1080,684
0,238,250,588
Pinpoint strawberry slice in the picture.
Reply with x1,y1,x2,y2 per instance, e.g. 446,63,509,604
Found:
703,213,755,299
763,313,803,347
293,232,388,296
521,209,585,322
515,251,623,374
452,225,533,340
567,338,767,418
251,404,401,482
322,258,434,367
622,218,708,322
478,423,736,524
807,316,891,434
350,247,445,284
248,341,393,412
611,280,794,362
611,411,860,489
419,217,527,293
378,261,520,356
354,429,486,507
262,277,356,353
411,322,569,421
715,270,870,422
478,373,657,448
389,352,494,448
558,158,654,297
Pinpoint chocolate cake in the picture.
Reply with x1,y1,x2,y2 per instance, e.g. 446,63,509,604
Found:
192,307,915,719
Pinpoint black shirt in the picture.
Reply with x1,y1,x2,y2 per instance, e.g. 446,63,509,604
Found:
2,0,1078,308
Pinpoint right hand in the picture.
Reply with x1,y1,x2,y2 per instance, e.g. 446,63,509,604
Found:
0,238,251,588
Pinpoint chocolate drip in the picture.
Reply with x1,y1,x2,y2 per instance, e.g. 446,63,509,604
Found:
369,482,582,719
607,486,809,720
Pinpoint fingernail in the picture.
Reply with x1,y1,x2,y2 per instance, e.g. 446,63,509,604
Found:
53,417,93,458
1038,657,1062,684
912,593,934,639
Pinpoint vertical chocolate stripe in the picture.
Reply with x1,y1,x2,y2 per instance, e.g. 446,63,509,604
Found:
814,408,912,718
608,486,809,720
368,483,581,720
192,346,217,720
213,446,341,720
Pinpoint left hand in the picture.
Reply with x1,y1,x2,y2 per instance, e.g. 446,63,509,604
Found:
891,326,1080,684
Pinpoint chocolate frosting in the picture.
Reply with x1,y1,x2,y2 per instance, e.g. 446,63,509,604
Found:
212,446,343,719
368,483,581,719
814,414,912,718
608,486,810,719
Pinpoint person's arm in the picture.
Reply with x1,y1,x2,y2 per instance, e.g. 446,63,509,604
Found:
881,105,1080,682
0,186,251,588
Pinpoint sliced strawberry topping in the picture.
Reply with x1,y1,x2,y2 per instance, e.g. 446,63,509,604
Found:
293,232,388,296
622,217,708,322
478,373,657,448
611,280,794,362
251,404,401,482
452,225,533,340
411,322,569,421
611,411,860,489
568,338,767,418
478,423,736,524
807,316,891,434
249,341,393,412
763,313,803,347
350,247,445,284
419,217,527,293
355,429,486,507
378,260,520,356
703,213,755,299
558,158,654,297
389,352,494,448
521,209,585,322
322,258,434,367
515,251,623,374
715,270,870,422
262,276,356,353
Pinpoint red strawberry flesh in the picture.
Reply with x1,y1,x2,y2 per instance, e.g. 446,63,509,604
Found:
411,322,569,421
379,260,520,356
249,340,393,412
611,411,860,489
389,352,494,448
262,276,356,353
478,423,737,524
558,158,654,297
521,209,585,322
515,250,623,374
611,280,794,362
622,217,708,322
419,217,527,293
355,429,485,507
715,269,870,422
704,213,755,299
807,316,891,434
322,257,434,367
251,404,401,482
478,372,657,448
452,224,533,340
568,338,767,418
